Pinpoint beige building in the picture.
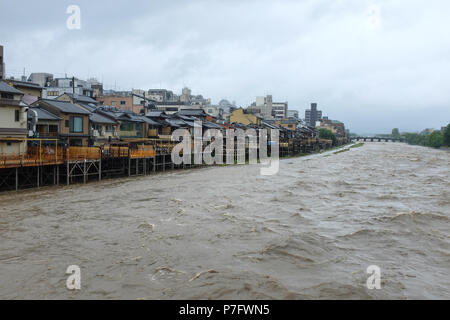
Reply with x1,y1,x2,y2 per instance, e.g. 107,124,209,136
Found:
5,79,43,98
0,81,28,155
255,95,273,119
229,108,261,126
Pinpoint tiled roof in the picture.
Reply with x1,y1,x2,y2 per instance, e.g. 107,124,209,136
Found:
40,99,91,115
28,107,62,121
62,93,98,104
0,81,24,95
89,112,117,124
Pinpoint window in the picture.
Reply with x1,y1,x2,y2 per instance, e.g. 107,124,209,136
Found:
70,116,83,133
1,93,13,99
111,101,117,106
120,101,126,105
120,122,134,131
47,91,59,96
15,109,20,122
65,120,70,128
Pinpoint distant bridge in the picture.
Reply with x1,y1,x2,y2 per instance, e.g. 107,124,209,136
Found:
350,136,405,143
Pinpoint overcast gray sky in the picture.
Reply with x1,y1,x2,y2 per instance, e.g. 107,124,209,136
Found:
1,0,449,133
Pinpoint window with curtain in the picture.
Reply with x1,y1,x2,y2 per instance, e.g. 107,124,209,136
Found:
70,116,83,133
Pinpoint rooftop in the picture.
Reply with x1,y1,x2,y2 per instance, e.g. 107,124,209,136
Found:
28,107,62,121
0,81,24,95
39,99,91,115
89,112,117,124
6,79,43,90
61,92,98,104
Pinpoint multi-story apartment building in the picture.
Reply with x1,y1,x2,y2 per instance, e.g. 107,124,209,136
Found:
254,95,273,119
272,101,288,119
287,110,299,119
305,103,322,127
43,77,94,99
147,89,176,102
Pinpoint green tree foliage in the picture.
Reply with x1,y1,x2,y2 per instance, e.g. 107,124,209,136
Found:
391,128,400,138
402,129,446,149
443,124,450,147
424,131,444,148
319,128,337,146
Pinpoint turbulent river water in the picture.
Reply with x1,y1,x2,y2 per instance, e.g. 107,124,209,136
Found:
0,142,449,299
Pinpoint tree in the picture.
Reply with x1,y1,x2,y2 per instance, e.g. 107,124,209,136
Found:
391,128,400,138
443,124,450,147
319,128,337,146
424,131,444,148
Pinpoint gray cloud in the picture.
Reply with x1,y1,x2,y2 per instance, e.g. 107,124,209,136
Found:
1,0,449,133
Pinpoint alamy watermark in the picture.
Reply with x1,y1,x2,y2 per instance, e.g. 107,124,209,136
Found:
170,121,279,175
66,265,81,290
66,5,81,30
366,265,381,290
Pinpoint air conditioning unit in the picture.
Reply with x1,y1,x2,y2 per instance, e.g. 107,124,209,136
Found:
93,130,99,137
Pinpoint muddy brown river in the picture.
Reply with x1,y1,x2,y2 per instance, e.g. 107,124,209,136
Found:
0,142,449,299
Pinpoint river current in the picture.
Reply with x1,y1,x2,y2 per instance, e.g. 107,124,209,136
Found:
0,142,449,299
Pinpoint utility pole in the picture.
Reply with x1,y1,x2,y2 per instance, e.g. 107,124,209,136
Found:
72,76,75,103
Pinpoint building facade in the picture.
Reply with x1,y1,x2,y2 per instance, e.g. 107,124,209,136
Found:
0,81,28,155
272,101,288,119
32,99,91,146
305,103,322,127
317,119,347,137
287,110,299,119
28,73,54,87
230,108,262,126
43,77,94,99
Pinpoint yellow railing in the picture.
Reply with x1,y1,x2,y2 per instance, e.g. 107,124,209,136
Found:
101,146,129,158
66,146,101,161
130,145,156,158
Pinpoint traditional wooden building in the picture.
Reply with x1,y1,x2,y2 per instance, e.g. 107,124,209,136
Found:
28,107,62,139
0,81,28,155
31,99,91,146
5,79,43,98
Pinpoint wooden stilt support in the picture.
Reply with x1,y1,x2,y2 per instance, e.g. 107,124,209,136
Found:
83,161,87,184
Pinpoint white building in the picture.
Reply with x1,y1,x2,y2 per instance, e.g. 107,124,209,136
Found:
43,77,94,99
